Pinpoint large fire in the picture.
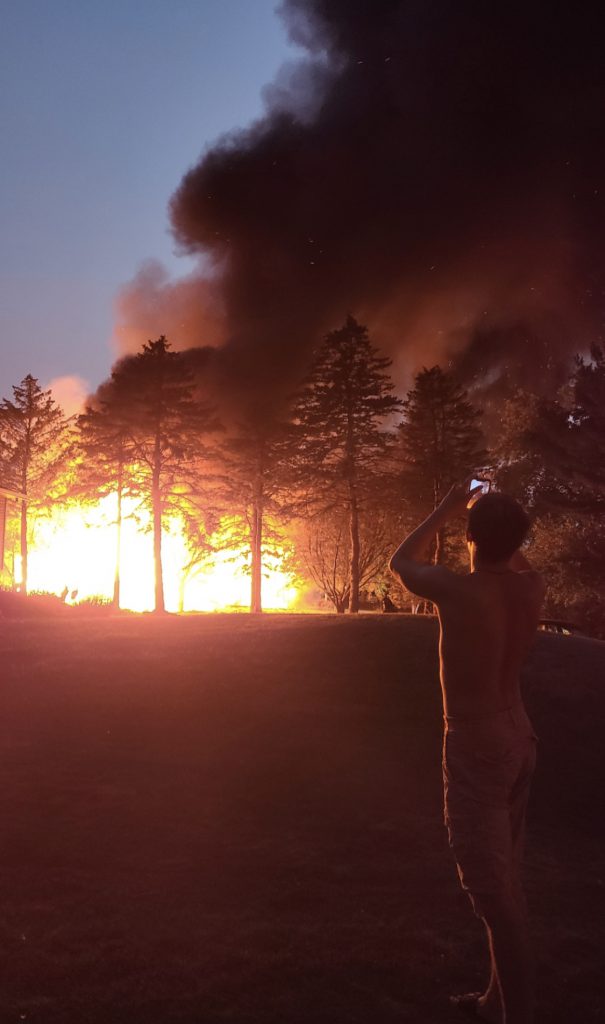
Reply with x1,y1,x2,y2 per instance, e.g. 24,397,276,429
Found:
15,497,301,612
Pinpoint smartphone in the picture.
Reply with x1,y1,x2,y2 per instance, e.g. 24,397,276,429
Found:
471,478,491,495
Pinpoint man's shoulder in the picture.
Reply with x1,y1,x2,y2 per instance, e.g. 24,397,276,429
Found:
393,561,464,602
516,569,546,594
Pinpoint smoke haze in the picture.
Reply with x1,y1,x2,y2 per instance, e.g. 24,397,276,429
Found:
118,0,605,407
46,375,89,418
113,260,226,357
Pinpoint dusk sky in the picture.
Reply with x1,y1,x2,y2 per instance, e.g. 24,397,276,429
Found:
0,0,294,409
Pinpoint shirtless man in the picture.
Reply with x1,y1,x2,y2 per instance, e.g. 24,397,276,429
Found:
389,481,544,1024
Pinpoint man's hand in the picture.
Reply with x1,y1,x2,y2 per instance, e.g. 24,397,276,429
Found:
438,478,483,520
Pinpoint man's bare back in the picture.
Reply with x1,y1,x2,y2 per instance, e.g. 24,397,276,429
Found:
388,482,544,719
436,568,543,718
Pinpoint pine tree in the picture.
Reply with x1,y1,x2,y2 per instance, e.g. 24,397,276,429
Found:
491,351,605,637
564,346,605,499
219,414,294,613
493,348,605,513
0,375,66,592
294,316,401,612
398,366,487,563
110,336,220,613
75,377,137,609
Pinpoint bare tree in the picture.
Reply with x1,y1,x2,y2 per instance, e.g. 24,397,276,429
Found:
298,506,395,613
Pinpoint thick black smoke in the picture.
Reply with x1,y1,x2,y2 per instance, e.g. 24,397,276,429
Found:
166,0,605,408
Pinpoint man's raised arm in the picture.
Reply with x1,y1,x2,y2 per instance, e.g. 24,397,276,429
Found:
390,480,482,601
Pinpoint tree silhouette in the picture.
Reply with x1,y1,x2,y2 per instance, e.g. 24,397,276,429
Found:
294,316,401,612
490,350,605,636
75,376,138,609
219,413,294,613
296,504,395,614
398,366,487,563
0,375,66,592
491,348,605,515
109,337,220,613
571,346,605,496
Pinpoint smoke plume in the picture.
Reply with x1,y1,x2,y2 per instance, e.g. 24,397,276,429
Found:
113,260,226,357
125,1,605,408
46,375,89,418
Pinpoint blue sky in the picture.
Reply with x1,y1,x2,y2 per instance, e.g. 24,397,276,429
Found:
0,0,295,403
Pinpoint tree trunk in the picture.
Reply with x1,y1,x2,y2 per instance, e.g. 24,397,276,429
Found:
20,498,28,594
433,476,444,565
434,526,445,565
348,487,360,613
0,495,6,579
20,426,32,595
250,500,263,614
113,477,122,610
152,438,165,614
344,378,360,613
335,599,346,614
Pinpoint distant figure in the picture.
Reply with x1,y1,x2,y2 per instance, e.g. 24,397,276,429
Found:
390,481,544,1024
60,586,69,602
382,593,398,613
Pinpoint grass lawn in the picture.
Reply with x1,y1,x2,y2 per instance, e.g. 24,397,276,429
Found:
0,614,603,1023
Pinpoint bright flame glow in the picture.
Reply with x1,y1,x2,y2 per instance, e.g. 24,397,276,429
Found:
20,497,301,612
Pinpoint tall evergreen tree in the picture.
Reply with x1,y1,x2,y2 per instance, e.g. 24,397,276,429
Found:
219,414,294,613
294,316,401,612
559,346,605,499
491,351,605,636
398,366,487,563
0,375,66,592
110,336,219,613
492,348,605,513
75,377,137,609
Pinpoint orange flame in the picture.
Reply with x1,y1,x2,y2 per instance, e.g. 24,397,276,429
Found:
17,497,301,612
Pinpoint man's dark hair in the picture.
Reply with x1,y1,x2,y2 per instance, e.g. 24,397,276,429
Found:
467,492,531,562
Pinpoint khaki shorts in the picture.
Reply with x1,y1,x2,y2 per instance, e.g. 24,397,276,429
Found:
442,704,537,917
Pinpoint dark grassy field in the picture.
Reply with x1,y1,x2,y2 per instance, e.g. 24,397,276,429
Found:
1,614,603,1023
